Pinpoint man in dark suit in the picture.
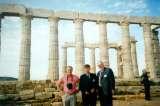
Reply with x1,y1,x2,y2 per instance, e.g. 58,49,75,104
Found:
97,61,115,106
141,69,151,101
79,64,98,106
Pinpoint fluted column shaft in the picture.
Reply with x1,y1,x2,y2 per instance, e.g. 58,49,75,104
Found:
152,30,160,78
74,19,84,75
142,23,156,79
152,31,160,65
90,48,96,73
120,22,134,80
98,21,109,67
48,17,59,80
0,15,1,53
19,15,31,81
62,47,67,73
117,48,123,78
130,37,139,77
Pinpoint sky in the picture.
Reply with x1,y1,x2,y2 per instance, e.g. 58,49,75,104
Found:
0,0,160,80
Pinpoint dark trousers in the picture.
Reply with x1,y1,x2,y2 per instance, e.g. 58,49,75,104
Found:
144,86,151,100
82,92,97,106
99,87,113,106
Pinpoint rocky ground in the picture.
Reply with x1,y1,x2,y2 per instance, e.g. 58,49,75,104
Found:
111,97,160,106
1,98,160,106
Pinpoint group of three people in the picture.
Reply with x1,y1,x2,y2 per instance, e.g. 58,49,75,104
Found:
58,61,115,106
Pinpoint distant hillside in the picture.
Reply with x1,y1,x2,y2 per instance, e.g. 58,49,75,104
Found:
0,77,17,81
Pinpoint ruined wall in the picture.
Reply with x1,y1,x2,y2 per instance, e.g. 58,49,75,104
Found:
0,80,62,106
0,80,160,106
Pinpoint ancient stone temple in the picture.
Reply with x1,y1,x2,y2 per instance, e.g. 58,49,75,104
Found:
1,4,160,106
0,4,160,82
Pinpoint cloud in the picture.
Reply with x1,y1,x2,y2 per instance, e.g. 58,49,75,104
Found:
1,0,151,16
56,0,150,16
107,0,149,15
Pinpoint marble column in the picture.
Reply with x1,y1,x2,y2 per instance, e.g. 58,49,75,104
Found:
62,46,67,73
142,23,156,79
48,17,59,80
74,18,84,75
130,36,139,77
0,15,1,53
90,48,96,73
152,30,160,78
19,15,31,81
0,14,3,54
98,21,109,67
117,47,123,78
120,21,134,80
152,31,160,65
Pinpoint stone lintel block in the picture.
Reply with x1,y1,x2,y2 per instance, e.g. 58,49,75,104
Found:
35,92,53,100
19,90,34,100
1,4,160,24
51,102,63,106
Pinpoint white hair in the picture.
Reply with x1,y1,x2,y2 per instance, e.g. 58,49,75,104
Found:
97,60,104,65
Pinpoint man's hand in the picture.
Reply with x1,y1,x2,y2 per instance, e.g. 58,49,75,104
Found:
112,90,115,95
90,88,95,93
85,91,89,95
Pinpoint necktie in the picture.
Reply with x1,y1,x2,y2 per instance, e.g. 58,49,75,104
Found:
86,74,90,79
99,71,102,87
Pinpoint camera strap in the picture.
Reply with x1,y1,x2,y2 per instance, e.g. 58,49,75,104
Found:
66,75,74,83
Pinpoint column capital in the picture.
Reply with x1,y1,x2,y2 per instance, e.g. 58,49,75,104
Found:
119,21,129,26
48,16,59,22
140,22,151,27
20,14,32,19
89,47,95,50
73,18,84,23
117,45,122,50
0,13,4,19
130,36,137,43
